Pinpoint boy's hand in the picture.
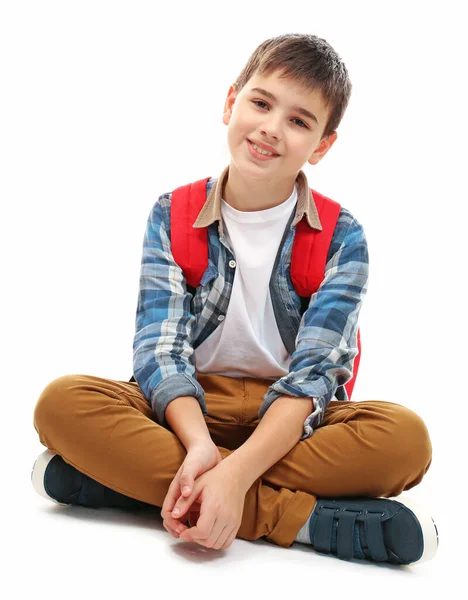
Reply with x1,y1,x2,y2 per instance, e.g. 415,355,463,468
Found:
161,441,222,539
172,461,248,550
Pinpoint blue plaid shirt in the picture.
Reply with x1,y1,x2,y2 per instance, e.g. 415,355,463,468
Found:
133,166,369,440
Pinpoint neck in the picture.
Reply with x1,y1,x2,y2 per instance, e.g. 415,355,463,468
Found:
223,162,298,212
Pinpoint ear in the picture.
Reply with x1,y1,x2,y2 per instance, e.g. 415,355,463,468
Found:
222,83,238,126
307,131,338,166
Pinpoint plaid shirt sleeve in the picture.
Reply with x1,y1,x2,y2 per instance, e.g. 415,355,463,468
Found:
132,194,207,428
259,210,369,440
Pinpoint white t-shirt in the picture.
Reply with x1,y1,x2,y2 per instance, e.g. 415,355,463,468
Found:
195,184,298,379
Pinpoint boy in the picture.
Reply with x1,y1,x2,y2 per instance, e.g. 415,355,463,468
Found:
32,33,438,564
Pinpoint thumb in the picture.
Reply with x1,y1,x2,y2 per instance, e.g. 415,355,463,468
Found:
172,482,200,519
179,471,194,497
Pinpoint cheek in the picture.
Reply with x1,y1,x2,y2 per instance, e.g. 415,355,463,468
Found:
291,135,314,155
227,115,250,147
230,107,256,135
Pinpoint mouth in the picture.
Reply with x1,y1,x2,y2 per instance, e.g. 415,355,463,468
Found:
247,139,280,158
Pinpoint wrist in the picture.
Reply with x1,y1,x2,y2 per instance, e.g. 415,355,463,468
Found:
219,451,254,491
217,395,315,490
165,396,212,450
185,436,216,451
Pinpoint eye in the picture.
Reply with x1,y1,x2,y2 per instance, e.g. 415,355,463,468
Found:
291,118,308,129
251,100,308,129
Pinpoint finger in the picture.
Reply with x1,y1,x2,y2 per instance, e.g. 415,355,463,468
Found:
171,497,190,519
163,519,180,538
204,521,228,549
184,503,215,541
185,518,224,549
165,512,189,532
222,528,238,549
163,519,188,539
179,473,194,497
213,525,232,550
161,483,175,515
172,487,199,519
163,493,191,528
179,457,203,497
161,476,181,517
170,499,200,541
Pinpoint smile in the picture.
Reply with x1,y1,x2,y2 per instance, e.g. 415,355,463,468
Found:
251,142,275,155
247,140,279,161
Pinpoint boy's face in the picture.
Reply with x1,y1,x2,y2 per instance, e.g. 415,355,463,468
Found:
223,69,337,178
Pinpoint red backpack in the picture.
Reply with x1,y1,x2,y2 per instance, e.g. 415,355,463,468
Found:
169,176,361,400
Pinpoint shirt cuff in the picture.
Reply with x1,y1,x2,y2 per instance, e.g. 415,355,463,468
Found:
300,397,325,441
260,373,340,440
150,373,207,429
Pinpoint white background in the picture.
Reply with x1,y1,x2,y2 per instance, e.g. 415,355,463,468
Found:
1,1,466,597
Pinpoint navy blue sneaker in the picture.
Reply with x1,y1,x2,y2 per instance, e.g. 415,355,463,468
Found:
31,450,152,511
308,495,439,565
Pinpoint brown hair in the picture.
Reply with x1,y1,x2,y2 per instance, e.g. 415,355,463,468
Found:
234,33,352,140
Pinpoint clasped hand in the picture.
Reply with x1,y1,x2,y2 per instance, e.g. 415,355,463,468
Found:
168,461,247,550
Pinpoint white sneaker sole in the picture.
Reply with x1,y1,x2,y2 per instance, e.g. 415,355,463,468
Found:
388,494,439,565
31,450,67,506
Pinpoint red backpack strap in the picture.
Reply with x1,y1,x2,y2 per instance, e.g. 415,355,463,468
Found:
291,189,361,400
170,177,211,288
290,189,341,296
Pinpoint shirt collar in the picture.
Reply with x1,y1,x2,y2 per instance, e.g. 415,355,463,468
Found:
192,165,323,234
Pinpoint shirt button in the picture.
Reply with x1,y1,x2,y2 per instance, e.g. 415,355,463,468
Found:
217,315,225,322
229,260,236,268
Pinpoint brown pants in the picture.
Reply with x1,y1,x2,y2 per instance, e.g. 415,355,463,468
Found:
33,373,432,548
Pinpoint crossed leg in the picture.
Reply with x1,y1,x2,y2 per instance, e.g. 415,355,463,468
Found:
33,374,432,547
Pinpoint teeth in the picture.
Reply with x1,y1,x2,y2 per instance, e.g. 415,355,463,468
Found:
252,142,274,156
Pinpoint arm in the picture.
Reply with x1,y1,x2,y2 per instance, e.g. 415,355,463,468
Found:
133,193,208,429
259,211,369,439
168,394,314,548
165,396,212,449
222,395,314,490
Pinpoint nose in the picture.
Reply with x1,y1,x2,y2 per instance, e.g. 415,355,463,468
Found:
260,114,281,141
260,130,279,141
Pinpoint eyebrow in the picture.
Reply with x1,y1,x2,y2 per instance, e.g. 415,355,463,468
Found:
250,87,319,125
